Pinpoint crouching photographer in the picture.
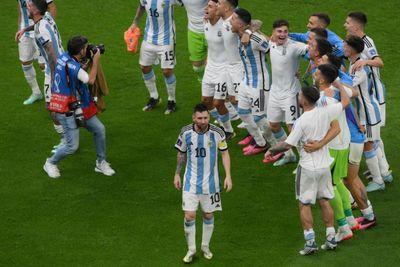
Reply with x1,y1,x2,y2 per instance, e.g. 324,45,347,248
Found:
43,36,115,178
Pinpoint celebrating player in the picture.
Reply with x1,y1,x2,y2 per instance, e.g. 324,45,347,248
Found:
128,0,182,114
265,85,350,255
201,0,235,139
266,19,307,165
174,103,232,263
344,35,391,192
180,0,208,82
16,0,56,105
231,8,272,155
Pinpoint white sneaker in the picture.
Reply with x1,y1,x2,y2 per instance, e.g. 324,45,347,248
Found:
335,225,353,242
95,160,115,176
43,159,60,178
201,246,213,260
183,250,196,263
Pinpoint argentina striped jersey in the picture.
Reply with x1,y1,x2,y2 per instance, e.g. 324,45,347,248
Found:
175,124,227,194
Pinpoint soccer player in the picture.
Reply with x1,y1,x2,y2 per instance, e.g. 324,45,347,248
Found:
289,13,344,58
128,0,182,114
344,11,392,184
216,0,242,111
201,0,234,139
180,0,208,82
314,64,359,241
266,19,307,165
265,85,350,255
27,0,65,151
316,54,377,229
16,0,56,105
344,35,391,192
231,8,271,155
174,103,232,263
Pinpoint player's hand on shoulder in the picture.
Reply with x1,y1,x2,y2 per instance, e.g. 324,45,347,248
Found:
352,59,366,71
224,176,232,192
174,174,181,190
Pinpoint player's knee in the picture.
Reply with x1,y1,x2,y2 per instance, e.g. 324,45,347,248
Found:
201,98,213,110
269,122,281,133
203,212,213,220
184,212,196,221
21,60,33,65
39,63,45,71
140,65,152,74
162,68,173,77
213,99,225,110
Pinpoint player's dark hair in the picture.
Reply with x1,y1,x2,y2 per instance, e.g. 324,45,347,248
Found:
348,11,368,26
194,103,209,114
234,8,251,26
67,36,88,56
31,0,48,16
345,35,365,53
301,86,320,105
315,38,332,56
226,0,239,8
310,27,328,39
318,64,339,84
210,0,218,3
311,13,331,27
272,19,289,29
325,53,341,69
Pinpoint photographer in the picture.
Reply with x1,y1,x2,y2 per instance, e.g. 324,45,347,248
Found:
43,36,115,178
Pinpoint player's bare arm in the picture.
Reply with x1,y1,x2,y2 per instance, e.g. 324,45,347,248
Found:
266,142,292,157
174,151,186,190
43,42,57,83
221,150,232,192
352,57,384,71
304,120,340,152
130,5,146,30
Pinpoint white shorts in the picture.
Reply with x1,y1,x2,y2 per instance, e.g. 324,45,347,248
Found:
295,166,334,205
139,41,176,69
182,191,222,213
267,93,300,124
202,65,228,100
379,103,386,127
349,142,363,165
237,84,268,116
364,124,380,142
226,63,244,98
18,36,39,62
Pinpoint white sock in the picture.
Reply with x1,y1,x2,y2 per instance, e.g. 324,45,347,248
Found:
339,223,351,233
209,108,220,121
375,142,390,177
225,101,238,118
143,71,158,99
220,112,233,133
22,63,41,95
164,74,176,101
364,149,383,184
184,219,196,252
238,112,266,146
303,228,315,245
255,116,275,145
53,123,65,143
201,217,214,249
326,226,335,240
361,205,375,220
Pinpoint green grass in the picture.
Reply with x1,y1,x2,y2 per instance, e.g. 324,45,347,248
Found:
1,0,399,266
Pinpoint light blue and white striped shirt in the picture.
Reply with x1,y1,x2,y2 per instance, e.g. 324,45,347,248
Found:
175,124,227,194
141,0,183,46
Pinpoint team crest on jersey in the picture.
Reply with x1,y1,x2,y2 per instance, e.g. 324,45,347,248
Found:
218,31,222,37
370,49,377,56
261,42,268,49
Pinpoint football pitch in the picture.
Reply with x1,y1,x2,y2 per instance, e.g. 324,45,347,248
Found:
1,0,400,266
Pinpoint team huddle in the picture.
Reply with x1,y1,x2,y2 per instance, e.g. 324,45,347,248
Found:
16,0,392,263
130,0,390,262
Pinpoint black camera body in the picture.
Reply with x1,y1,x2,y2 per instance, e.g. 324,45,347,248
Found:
86,43,105,58
69,101,86,127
